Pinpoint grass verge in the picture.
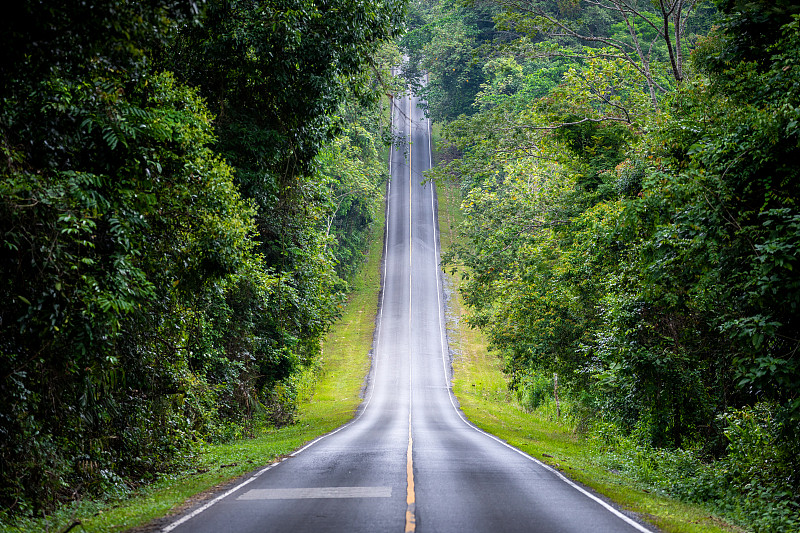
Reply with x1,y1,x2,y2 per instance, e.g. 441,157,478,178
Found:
435,176,741,533
5,205,385,533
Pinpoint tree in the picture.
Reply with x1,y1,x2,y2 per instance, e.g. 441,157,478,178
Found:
0,0,406,516
430,0,800,526
166,0,406,369
402,0,499,121
493,0,716,108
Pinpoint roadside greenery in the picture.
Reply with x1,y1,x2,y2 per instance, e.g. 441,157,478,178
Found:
1,202,384,532
416,1,800,531
4,0,800,530
0,0,403,522
439,178,738,533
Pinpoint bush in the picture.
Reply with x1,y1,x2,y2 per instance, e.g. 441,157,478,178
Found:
517,372,554,411
584,404,800,532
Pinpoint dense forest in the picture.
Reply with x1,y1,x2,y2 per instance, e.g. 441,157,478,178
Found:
403,0,800,530
0,0,403,518
3,0,800,531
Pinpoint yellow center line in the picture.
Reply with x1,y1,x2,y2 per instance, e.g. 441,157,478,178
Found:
405,92,416,533
405,413,416,532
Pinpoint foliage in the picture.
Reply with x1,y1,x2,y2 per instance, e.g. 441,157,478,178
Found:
165,0,405,368
0,0,403,519
402,0,499,121
431,0,799,529
587,404,800,532
494,0,719,108
441,179,742,532
315,114,388,281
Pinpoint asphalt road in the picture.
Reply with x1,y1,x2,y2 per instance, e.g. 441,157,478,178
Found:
161,89,655,533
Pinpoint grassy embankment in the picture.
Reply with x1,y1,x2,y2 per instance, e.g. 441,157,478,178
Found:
9,124,742,533
4,203,384,533
432,123,742,533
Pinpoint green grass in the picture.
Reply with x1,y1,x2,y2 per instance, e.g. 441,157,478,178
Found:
3,205,385,533
435,178,743,533
6,123,743,533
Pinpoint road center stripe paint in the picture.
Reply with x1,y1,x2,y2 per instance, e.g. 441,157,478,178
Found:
405,96,417,533
405,413,416,532
236,487,391,500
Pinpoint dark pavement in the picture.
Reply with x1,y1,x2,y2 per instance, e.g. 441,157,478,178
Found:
161,88,654,533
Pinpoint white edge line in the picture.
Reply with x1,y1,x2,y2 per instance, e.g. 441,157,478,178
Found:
424,102,653,533
431,119,448,387
379,88,392,359
161,84,399,533
161,322,374,532
408,95,412,345
443,394,653,533
162,461,279,532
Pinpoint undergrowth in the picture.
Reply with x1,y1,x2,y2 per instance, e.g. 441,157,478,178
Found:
519,385,800,533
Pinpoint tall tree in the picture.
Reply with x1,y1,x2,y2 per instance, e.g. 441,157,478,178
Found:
0,0,405,516
494,0,716,108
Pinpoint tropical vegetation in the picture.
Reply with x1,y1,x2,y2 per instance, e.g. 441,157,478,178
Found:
0,0,403,520
405,0,800,530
